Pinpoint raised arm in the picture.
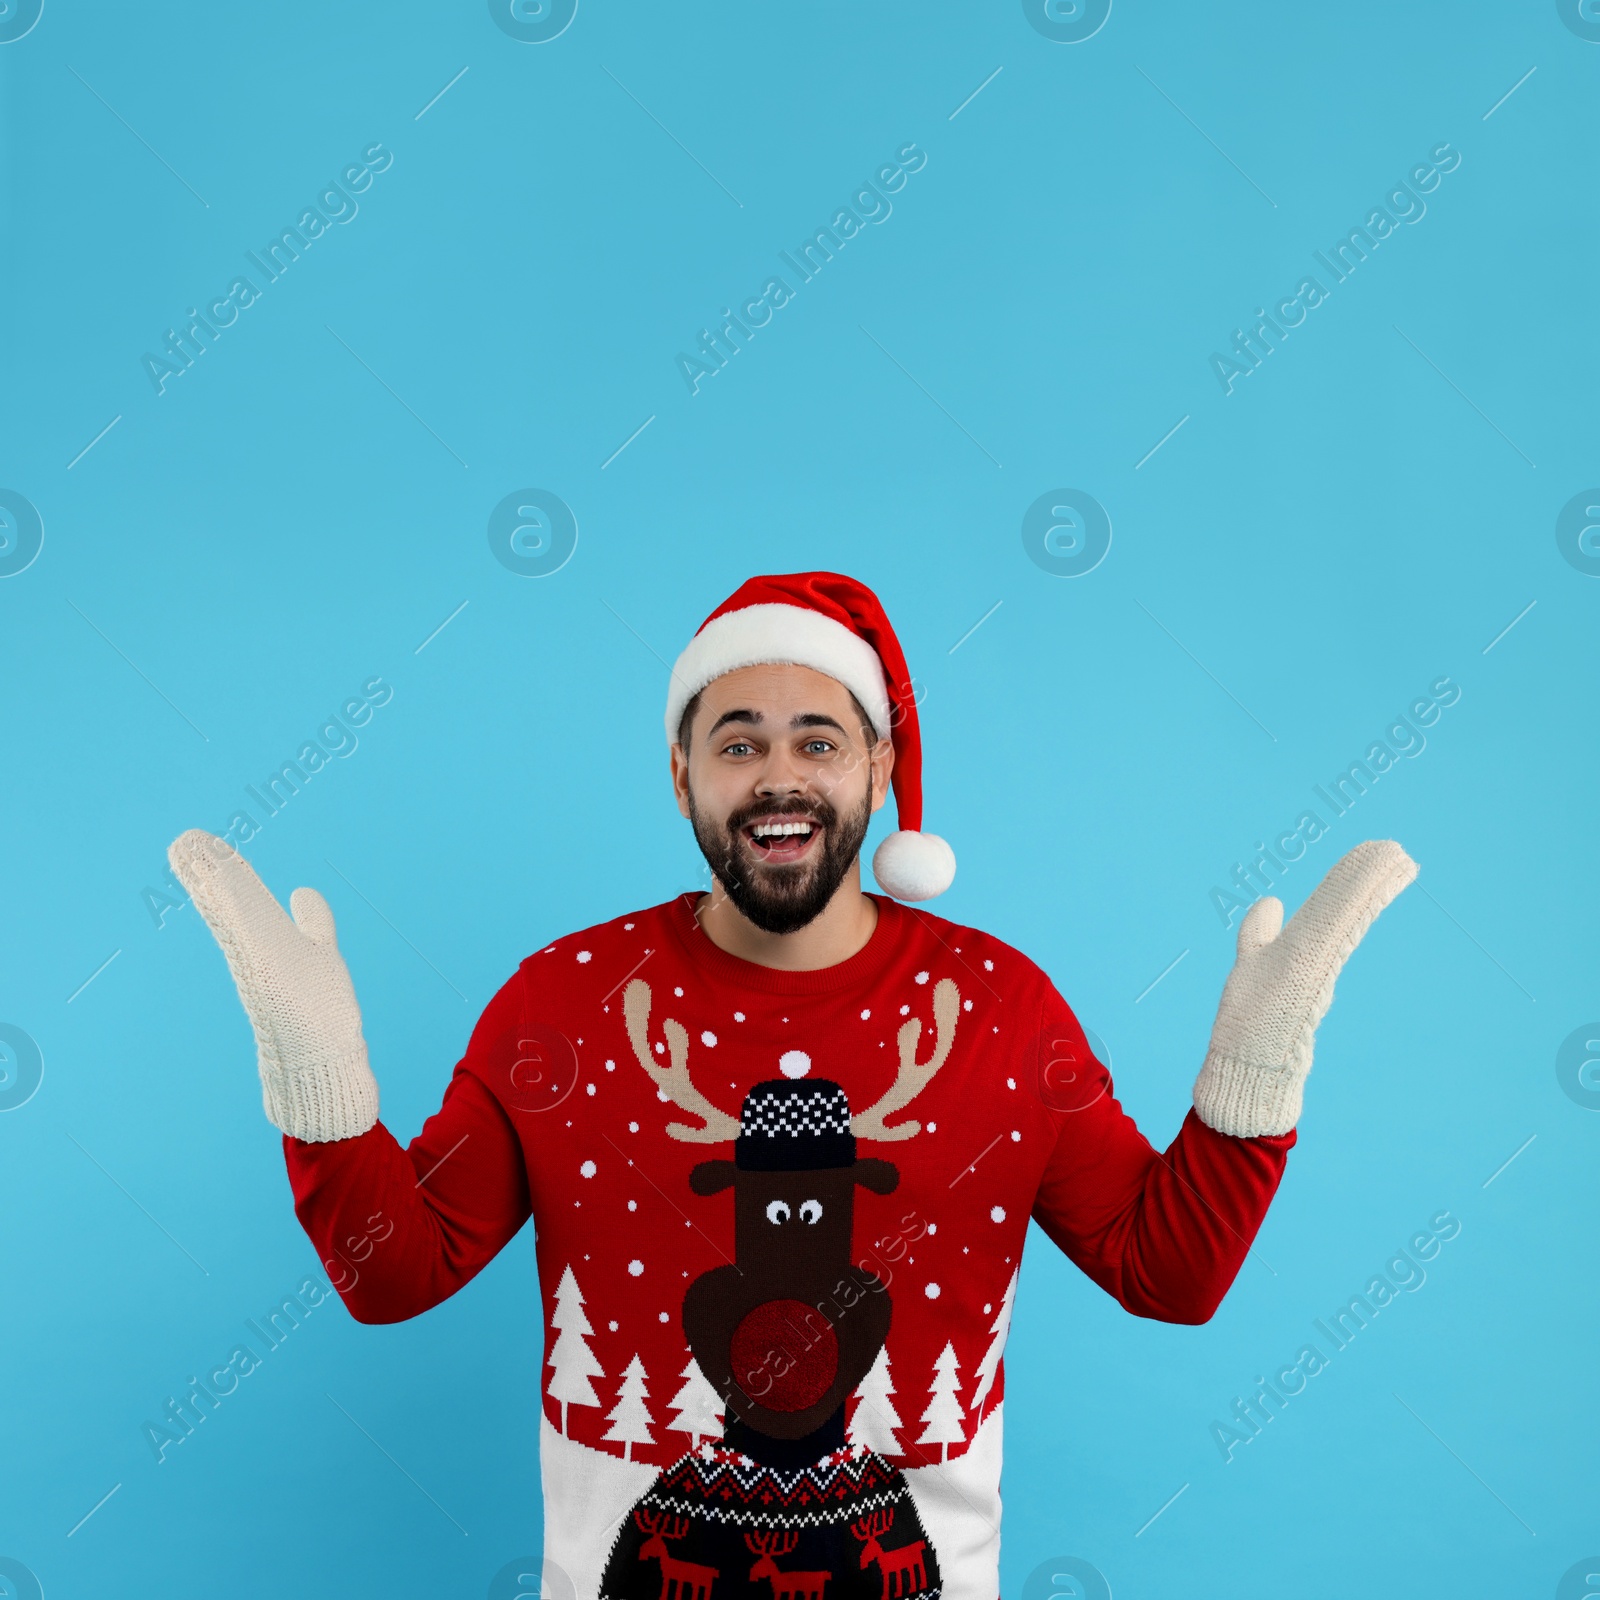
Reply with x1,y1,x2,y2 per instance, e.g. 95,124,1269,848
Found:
1032,839,1417,1323
168,830,531,1322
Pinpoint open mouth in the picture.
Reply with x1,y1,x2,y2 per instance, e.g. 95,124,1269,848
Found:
741,817,820,865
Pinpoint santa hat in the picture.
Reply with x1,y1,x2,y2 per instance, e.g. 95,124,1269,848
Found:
664,571,955,901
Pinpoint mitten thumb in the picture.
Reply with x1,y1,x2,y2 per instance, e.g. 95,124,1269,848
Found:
289,887,339,946
1236,895,1283,957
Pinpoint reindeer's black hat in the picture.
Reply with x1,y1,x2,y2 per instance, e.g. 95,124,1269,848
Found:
735,1078,855,1172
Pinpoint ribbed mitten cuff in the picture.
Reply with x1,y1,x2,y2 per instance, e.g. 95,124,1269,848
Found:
260,1044,379,1143
1192,1048,1305,1139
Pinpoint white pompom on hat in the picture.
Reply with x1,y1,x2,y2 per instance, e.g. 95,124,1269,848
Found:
664,571,955,901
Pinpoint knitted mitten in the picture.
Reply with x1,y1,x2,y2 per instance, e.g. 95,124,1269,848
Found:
1192,839,1418,1138
168,829,379,1143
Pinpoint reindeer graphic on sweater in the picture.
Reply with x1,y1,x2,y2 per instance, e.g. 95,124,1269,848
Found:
597,977,957,1600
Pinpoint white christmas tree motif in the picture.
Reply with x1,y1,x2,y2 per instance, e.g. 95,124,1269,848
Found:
848,1344,903,1455
969,1269,1018,1425
603,1354,655,1462
547,1263,605,1436
916,1341,966,1462
666,1355,724,1449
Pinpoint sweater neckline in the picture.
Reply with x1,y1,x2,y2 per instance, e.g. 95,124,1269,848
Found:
663,891,904,994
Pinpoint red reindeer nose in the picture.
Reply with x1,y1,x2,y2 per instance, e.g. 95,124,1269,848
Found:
730,1299,839,1412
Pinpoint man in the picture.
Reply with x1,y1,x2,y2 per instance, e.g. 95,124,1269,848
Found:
169,571,1417,1600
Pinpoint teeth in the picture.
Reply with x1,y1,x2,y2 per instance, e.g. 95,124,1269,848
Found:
752,821,814,838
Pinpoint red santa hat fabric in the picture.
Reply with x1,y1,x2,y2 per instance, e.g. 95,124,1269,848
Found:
664,571,955,901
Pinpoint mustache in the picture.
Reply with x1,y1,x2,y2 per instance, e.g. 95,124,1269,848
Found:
725,795,838,833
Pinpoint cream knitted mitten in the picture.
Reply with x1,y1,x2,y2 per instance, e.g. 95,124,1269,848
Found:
1192,839,1418,1139
168,829,379,1143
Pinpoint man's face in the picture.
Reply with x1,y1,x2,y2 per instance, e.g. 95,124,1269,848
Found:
671,664,894,934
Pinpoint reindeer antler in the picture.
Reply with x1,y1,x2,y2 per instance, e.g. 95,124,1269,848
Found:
850,1506,895,1542
745,1530,798,1557
851,978,959,1141
623,980,742,1143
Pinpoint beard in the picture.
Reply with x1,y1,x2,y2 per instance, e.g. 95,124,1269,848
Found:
687,785,873,935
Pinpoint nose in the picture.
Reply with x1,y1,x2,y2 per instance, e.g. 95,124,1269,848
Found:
730,1298,839,1412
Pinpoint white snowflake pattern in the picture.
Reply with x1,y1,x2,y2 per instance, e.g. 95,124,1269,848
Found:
914,971,929,985
581,1160,597,1178
628,1200,637,1211
860,1008,871,1020
701,1031,717,1047
609,1319,619,1331
734,1011,746,1022
586,1084,596,1096
627,1260,643,1276
925,1282,941,1299
899,1004,910,1016
605,1059,616,1072
577,951,592,963
1010,1130,1021,1142
1006,1077,1015,1089
628,1121,639,1133
983,959,993,971
624,922,634,930
990,1205,1006,1223
674,986,684,997
963,1000,972,1012
927,1223,937,1236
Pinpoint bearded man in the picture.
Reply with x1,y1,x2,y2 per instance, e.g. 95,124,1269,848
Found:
169,571,1416,1600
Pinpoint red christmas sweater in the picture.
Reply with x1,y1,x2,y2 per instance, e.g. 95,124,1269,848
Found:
283,893,1292,1600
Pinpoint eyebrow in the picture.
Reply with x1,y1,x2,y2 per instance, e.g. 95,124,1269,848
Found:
705,709,851,740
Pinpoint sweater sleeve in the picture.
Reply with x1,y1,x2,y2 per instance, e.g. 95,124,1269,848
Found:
282,971,533,1325
1028,981,1294,1325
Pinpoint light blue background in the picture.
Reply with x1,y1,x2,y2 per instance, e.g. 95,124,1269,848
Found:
2,2,1595,1595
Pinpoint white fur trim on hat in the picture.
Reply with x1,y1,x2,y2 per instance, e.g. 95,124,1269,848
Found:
665,602,893,745
872,831,956,902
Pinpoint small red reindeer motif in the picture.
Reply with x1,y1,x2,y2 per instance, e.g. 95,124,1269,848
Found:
849,1507,927,1600
635,1508,720,1600
744,1530,831,1600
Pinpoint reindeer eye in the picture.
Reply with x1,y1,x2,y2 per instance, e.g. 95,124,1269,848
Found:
799,1199,823,1225
765,1200,791,1224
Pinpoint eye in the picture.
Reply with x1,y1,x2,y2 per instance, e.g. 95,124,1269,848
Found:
803,739,835,755
723,741,755,756
765,1199,791,1224
799,1199,822,1225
